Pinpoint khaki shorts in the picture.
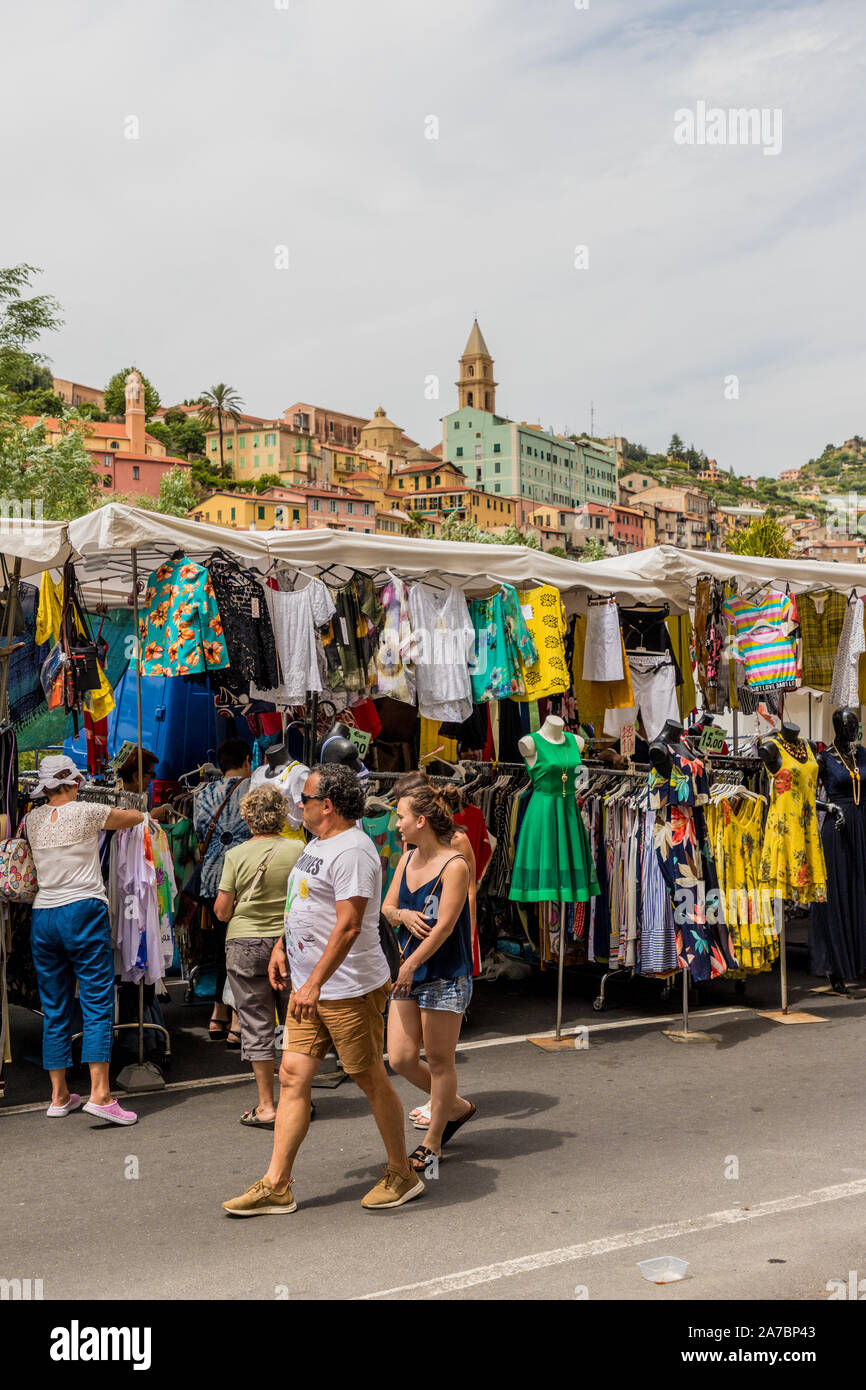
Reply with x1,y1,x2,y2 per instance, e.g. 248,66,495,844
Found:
283,984,391,1074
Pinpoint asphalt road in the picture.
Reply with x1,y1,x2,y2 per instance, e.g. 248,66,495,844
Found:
3,988,865,1303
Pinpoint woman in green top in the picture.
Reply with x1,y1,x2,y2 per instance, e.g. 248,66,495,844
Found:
215,785,304,1128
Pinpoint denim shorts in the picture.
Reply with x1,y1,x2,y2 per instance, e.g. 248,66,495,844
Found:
409,974,472,1014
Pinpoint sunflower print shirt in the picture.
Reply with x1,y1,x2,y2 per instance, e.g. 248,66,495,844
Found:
139,557,230,677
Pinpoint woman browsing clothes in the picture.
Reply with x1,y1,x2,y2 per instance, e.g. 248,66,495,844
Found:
26,755,144,1125
382,785,477,1173
214,784,304,1129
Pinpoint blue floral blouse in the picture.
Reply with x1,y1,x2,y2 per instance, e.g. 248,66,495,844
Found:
139,557,230,677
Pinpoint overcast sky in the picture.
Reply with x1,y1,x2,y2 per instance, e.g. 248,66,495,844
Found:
3,0,864,476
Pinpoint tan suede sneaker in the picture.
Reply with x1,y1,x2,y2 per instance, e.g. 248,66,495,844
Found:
222,1177,296,1217
361,1165,425,1210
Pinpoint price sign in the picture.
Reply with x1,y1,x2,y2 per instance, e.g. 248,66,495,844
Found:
699,724,726,755
619,722,636,759
347,727,372,759
109,740,138,772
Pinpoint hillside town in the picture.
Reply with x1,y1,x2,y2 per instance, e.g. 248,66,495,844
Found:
39,320,862,564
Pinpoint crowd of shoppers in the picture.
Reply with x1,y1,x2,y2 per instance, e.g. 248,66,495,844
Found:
25,738,477,1210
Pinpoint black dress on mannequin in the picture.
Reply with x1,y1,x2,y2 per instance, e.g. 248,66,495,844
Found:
811,707,866,987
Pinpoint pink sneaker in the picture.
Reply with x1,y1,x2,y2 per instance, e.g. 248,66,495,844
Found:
47,1092,83,1117
83,1098,138,1126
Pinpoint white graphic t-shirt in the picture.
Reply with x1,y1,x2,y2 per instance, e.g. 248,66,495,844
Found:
284,828,388,1000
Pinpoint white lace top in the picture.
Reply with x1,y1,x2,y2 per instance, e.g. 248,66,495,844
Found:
251,577,336,705
26,801,111,908
408,582,475,724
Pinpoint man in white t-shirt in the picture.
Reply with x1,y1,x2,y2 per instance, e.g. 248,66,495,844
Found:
223,763,424,1217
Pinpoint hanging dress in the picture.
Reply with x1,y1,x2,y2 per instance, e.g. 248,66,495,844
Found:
810,746,866,979
649,747,738,982
707,796,778,975
758,741,827,907
509,732,599,904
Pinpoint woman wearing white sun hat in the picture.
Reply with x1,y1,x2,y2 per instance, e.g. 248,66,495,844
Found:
26,755,145,1125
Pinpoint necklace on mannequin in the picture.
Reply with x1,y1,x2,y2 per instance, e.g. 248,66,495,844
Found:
777,734,808,764
831,742,861,806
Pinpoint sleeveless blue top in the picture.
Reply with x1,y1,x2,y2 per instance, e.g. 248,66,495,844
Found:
396,850,473,983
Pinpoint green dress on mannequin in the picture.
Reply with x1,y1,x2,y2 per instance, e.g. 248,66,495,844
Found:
509,731,599,903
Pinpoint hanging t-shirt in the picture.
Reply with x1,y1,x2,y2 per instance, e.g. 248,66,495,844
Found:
139,557,230,677
512,585,570,702
321,577,382,695
251,577,336,705
249,760,309,830
722,589,796,689
283,828,388,999
468,584,537,702
408,583,475,725
376,575,416,705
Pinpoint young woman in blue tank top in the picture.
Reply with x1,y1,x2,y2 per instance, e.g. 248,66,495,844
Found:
382,785,478,1172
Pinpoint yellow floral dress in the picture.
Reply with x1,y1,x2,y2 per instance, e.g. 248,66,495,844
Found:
758,742,827,906
708,797,779,974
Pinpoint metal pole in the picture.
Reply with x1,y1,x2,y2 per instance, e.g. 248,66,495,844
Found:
0,557,22,724
555,902,566,1041
309,689,318,765
732,709,739,755
808,693,813,740
130,549,144,790
776,895,788,1014
682,966,689,1035
137,978,145,1065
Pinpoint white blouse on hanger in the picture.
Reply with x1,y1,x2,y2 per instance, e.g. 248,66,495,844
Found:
829,595,865,709
408,582,475,724
251,577,336,705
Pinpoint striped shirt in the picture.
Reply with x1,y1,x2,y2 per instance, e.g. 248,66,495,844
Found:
722,590,797,689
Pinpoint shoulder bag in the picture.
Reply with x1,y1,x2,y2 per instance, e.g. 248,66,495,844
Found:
0,812,37,904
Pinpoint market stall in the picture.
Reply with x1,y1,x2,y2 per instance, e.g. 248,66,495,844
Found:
2,505,866,1093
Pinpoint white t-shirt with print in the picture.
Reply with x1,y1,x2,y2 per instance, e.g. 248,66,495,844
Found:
284,828,387,1000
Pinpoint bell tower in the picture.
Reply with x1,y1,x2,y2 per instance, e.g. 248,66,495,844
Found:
456,319,496,413
125,366,146,454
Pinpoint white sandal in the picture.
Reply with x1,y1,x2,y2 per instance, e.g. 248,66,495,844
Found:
409,1101,431,1129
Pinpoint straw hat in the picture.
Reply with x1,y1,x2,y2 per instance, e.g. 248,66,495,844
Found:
31,754,85,799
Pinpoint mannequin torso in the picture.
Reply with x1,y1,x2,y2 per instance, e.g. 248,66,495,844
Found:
519,715,584,768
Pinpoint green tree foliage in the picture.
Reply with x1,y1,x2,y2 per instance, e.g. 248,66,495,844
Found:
667,433,686,460
197,384,244,476
148,410,207,460
132,466,197,518
73,401,107,421
14,387,67,416
578,536,606,561
254,473,282,493
404,510,433,538
103,366,160,420
0,395,100,519
438,514,541,548
725,516,792,558
0,264,63,391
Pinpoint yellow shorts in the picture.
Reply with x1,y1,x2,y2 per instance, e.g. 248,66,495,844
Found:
284,985,391,1074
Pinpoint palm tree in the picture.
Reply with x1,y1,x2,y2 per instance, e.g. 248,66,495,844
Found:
198,384,244,477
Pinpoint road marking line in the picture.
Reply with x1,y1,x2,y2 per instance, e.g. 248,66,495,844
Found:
357,1178,866,1299
455,1006,746,1051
